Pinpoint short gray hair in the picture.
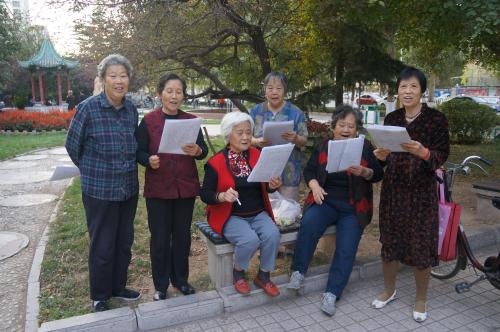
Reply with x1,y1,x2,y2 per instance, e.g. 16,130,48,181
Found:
263,71,288,93
97,54,133,80
220,112,254,144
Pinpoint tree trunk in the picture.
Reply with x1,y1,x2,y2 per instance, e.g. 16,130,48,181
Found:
248,27,272,77
428,72,436,103
334,52,345,107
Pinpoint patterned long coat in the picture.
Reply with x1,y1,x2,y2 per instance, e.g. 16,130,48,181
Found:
379,103,449,268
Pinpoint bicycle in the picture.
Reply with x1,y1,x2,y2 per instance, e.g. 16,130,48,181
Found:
430,155,500,293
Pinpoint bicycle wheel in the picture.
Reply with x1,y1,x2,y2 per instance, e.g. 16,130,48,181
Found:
431,234,466,280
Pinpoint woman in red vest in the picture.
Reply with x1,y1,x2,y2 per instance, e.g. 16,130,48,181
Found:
136,73,208,300
200,112,282,296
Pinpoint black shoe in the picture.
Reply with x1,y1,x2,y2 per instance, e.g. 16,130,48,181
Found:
91,300,109,312
112,288,141,301
153,290,167,301
175,283,196,295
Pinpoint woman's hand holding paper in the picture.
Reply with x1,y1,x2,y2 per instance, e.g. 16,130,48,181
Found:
373,148,391,161
181,143,202,157
400,140,428,159
268,176,282,190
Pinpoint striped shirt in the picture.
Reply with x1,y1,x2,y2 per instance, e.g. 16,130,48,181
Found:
65,92,139,201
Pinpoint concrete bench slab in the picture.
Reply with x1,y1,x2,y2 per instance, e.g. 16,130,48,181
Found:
197,222,336,288
39,307,136,332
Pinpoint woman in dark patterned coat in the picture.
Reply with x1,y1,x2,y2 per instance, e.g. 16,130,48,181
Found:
371,67,449,323
288,105,384,317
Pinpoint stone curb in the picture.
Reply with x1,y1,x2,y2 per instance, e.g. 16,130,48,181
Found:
25,179,73,332
136,290,223,330
36,224,500,331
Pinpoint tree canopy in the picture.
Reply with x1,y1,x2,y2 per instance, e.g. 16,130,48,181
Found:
65,0,499,110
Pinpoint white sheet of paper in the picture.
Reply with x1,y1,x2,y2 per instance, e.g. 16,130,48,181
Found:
50,165,80,181
325,135,365,173
157,118,202,154
366,124,411,152
247,143,294,182
263,121,294,145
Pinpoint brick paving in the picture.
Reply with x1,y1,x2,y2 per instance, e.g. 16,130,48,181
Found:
154,246,500,332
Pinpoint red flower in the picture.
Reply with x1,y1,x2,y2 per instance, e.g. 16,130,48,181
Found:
360,159,368,167
318,151,327,165
305,192,314,205
355,198,371,214
0,109,75,131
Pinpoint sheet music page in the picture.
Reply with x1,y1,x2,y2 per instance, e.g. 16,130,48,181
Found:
326,135,364,173
247,143,294,182
366,125,411,152
50,165,80,181
157,118,202,154
262,121,294,145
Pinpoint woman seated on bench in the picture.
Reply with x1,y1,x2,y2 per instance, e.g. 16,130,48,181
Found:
287,105,384,316
200,112,282,297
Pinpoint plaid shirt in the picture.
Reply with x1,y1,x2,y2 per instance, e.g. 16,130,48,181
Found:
65,92,139,201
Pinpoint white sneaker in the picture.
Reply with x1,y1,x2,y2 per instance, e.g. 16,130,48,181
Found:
321,292,337,316
371,290,397,309
287,271,304,290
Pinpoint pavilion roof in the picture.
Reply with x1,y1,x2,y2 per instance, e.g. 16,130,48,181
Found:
18,39,79,70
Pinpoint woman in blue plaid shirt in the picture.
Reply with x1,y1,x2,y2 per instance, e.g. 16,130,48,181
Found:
66,54,141,312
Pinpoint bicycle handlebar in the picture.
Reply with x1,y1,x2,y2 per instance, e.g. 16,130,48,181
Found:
461,155,492,167
444,155,492,180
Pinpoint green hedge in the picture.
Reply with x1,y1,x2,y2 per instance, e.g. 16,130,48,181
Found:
439,99,497,144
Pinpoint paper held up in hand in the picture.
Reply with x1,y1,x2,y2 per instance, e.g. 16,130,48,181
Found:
326,135,365,173
50,165,80,181
157,118,202,154
263,120,294,145
365,124,411,152
247,143,294,182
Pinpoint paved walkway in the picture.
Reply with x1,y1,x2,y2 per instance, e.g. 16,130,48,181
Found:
152,245,500,332
0,147,72,332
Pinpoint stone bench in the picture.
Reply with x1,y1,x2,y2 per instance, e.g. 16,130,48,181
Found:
472,181,500,223
195,221,336,288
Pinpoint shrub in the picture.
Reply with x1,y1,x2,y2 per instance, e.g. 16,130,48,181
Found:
439,99,497,144
307,120,330,137
12,95,27,109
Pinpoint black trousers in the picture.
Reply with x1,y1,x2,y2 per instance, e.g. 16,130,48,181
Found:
82,193,138,301
146,197,195,292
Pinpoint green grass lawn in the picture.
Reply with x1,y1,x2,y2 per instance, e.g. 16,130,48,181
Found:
448,142,500,180
201,119,221,125
37,139,498,322
0,132,67,160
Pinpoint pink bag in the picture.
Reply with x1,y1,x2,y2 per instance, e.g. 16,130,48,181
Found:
437,169,452,254
436,169,462,261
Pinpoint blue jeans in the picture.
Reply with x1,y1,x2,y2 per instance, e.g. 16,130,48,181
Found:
291,198,362,298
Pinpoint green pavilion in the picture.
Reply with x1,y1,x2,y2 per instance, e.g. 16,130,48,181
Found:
18,38,79,106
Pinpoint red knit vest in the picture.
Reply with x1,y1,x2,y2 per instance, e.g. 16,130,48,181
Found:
206,147,275,235
143,108,200,199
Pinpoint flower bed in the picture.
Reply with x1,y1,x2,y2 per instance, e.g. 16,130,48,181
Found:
0,109,75,131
